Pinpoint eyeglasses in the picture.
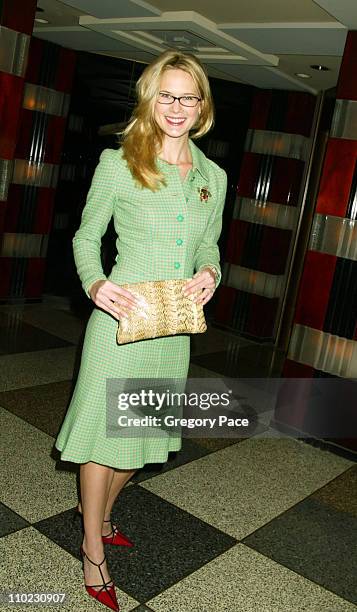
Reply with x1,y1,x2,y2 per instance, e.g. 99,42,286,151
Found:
157,92,201,107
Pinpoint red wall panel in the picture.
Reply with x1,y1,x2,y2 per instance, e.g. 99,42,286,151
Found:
24,258,46,298
246,294,279,338
214,286,237,325
33,189,56,233
3,184,22,231
269,158,304,207
55,48,77,93
285,92,316,136
316,138,357,217
237,153,304,206
0,72,25,159
0,0,36,34
258,226,292,275
294,251,337,330
0,259,12,297
336,31,357,100
225,220,249,264
248,91,272,130
44,116,67,164
15,111,67,164
282,360,315,377
23,37,43,85
0,202,6,234
237,153,260,198
14,109,34,159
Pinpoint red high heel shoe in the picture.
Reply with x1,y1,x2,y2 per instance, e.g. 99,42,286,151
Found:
75,507,134,548
102,519,134,548
80,545,119,612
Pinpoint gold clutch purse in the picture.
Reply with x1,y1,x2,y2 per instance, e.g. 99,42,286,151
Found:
116,279,207,345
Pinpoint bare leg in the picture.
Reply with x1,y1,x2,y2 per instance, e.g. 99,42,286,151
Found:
103,469,136,525
78,468,136,535
80,462,114,589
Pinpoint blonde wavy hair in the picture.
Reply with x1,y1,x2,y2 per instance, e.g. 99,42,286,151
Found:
120,50,214,191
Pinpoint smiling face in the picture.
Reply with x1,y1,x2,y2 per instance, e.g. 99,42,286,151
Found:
154,68,202,143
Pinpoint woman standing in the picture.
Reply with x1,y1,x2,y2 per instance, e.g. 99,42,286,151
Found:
55,49,227,611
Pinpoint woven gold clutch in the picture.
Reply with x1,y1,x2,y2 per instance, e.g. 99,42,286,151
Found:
116,279,207,345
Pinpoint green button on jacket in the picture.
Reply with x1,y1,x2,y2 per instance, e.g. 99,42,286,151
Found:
55,139,227,470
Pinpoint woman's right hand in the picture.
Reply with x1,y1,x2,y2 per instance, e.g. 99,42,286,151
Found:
88,279,148,321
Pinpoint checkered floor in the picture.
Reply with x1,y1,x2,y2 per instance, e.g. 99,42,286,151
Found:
0,299,356,612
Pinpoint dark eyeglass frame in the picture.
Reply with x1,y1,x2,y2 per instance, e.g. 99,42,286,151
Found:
157,92,202,107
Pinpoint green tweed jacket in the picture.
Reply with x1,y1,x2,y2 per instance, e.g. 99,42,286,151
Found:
56,139,227,469
73,138,227,297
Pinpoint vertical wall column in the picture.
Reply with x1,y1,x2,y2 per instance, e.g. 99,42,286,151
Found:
0,37,76,299
284,31,357,380
0,0,36,239
273,32,357,453
214,90,316,341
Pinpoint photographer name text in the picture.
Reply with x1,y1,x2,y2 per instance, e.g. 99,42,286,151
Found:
116,415,249,429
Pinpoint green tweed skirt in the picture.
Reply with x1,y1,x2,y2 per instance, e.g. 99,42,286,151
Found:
55,306,190,469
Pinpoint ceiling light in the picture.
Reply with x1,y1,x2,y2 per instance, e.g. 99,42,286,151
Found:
295,73,311,79
34,17,49,23
173,36,191,45
310,64,330,71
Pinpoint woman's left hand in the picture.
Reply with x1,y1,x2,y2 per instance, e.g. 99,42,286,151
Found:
182,267,216,306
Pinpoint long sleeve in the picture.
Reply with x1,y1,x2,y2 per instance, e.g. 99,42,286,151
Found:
194,168,227,288
72,149,117,297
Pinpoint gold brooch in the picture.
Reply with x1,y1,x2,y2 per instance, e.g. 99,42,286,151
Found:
198,186,211,202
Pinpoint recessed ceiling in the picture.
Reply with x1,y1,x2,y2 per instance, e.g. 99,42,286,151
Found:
219,23,346,56
143,0,335,23
33,0,352,93
59,0,160,18
35,0,87,26
313,0,357,28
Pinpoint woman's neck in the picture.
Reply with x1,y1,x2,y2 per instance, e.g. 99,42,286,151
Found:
158,136,192,165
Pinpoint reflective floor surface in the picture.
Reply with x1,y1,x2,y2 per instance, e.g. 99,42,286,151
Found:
0,297,356,611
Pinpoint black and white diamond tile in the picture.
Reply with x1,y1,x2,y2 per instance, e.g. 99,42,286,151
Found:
34,485,237,603
0,502,30,538
1,304,356,612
